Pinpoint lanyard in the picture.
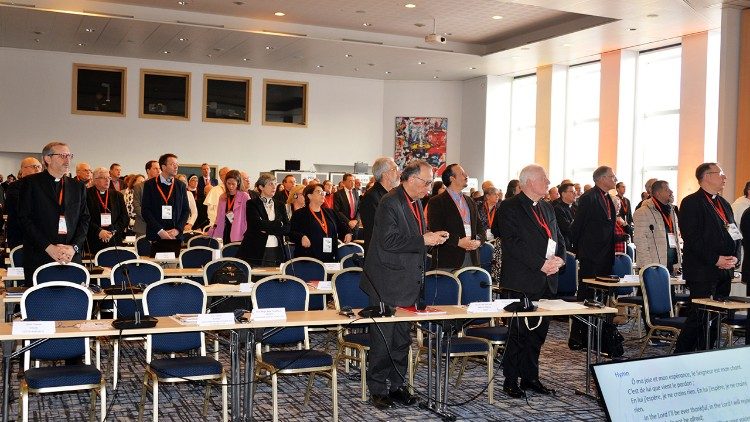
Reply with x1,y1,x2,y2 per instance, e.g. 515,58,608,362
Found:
156,181,175,205
451,193,469,222
652,198,674,233
530,205,552,238
485,202,496,229
226,194,235,212
703,192,728,225
309,208,329,236
404,191,423,234
619,196,628,214
96,189,110,212
600,190,612,220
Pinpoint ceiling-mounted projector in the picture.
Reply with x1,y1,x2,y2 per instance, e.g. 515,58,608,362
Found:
425,33,446,44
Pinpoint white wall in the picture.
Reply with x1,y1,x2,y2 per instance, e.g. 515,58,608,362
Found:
381,80,463,172
0,47,386,178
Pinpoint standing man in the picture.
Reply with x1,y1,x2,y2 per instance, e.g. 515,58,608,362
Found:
108,163,123,191
361,159,448,409
132,160,160,237
633,181,682,273
141,153,190,256
333,173,360,234
616,182,633,226
427,163,482,269
195,163,217,228
273,174,297,203
19,142,89,286
674,163,741,352
359,157,400,254
635,178,658,210
554,182,576,251
86,167,129,254
239,173,290,267
75,162,93,188
498,164,565,398
6,157,43,248
569,165,617,348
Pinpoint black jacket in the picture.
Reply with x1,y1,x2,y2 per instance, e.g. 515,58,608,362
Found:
238,196,290,266
426,190,482,270
570,186,615,277
85,186,129,253
359,182,388,253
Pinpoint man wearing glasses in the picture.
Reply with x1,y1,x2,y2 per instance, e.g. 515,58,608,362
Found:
359,157,400,254
674,163,742,352
5,157,43,249
19,141,90,286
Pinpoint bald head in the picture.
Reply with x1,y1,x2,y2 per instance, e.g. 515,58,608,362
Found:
219,167,230,183
20,157,42,178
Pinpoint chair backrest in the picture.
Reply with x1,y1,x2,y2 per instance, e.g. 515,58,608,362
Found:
454,267,492,305
179,246,216,269
94,246,138,267
331,268,368,310
110,259,164,317
282,257,327,282
478,242,494,273
188,235,221,249
21,281,93,363
143,278,206,359
135,235,151,256
640,264,673,326
423,270,461,306
9,245,23,267
337,242,364,260
340,252,364,269
557,252,578,296
626,243,635,263
252,275,309,346
613,252,634,296
221,242,242,258
203,257,251,286
32,262,90,286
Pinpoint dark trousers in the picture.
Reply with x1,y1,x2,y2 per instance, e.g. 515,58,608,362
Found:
502,288,551,383
367,299,411,395
569,260,600,346
674,277,730,353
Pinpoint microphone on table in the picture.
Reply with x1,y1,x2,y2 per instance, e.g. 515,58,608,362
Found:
352,254,395,318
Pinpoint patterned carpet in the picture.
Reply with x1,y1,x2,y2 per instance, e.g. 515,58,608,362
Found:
1,316,694,421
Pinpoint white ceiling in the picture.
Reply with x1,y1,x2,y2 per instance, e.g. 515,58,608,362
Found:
0,0,746,81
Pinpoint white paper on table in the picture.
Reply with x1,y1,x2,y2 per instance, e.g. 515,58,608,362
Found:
536,299,588,310
314,280,333,291
621,275,640,282
239,283,253,292
494,299,520,309
12,321,56,335
197,313,235,326
7,267,24,277
154,252,176,260
251,308,287,321
204,284,239,293
467,302,503,313
323,262,342,272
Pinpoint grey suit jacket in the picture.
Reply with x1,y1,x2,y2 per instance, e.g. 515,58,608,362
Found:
132,182,146,237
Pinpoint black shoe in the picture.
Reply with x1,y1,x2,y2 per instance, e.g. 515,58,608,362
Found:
371,394,394,410
502,381,526,399
389,386,417,406
520,379,555,395
568,338,584,350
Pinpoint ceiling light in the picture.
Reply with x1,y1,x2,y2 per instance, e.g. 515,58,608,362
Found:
265,46,274,50
468,67,476,70
177,1,187,5
563,43,572,47
511,55,519,59
629,28,637,31
84,28,95,33
242,58,249,61
206,54,212,58
433,76,439,79
345,54,352,57
274,12,285,16
77,42,85,46
367,63,375,66
521,47,530,50
163,50,170,54
647,13,658,18
355,10,366,14
405,3,416,8
363,22,372,27
414,23,425,27
354,68,359,71
492,15,503,20
33,31,43,35
418,61,425,65
316,65,324,68
385,71,391,74
233,1,244,5
178,37,188,42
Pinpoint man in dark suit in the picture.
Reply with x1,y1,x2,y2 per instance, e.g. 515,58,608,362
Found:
554,182,576,250
674,163,741,352
359,157,400,254
361,159,448,410
141,153,190,256
238,173,290,267
498,164,565,398
6,157,43,249
569,165,618,348
273,174,296,203
427,163,482,269
86,167,129,254
19,141,90,286
333,173,360,234
108,163,123,191
616,182,633,226
195,163,217,228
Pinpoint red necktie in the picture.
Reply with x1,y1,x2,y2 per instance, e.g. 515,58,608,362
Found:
348,190,355,219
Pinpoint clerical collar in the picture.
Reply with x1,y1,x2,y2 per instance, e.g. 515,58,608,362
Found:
99,190,106,195
261,196,273,204
159,175,173,185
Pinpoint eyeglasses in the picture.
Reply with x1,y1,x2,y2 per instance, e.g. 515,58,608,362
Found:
94,176,110,180
706,171,726,177
48,153,74,160
413,175,432,187
314,190,327,196
23,164,42,170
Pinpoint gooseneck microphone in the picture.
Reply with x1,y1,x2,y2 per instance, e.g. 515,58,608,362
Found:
648,224,661,264
352,254,395,318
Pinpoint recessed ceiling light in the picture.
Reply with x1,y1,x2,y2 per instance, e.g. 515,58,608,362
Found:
405,3,416,8
33,30,43,35
316,65,324,68
163,50,170,54
367,63,375,66
385,71,391,74
242,58,249,61
177,1,187,5
345,53,352,57
492,15,503,20
84,28,95,33
212,48,222,52
34,38,40,43
468,67,476,70
355,10,366,14
433,76,439,79
274,12,285,16
77,42,85,46
414,23,425,27
647,13,658,18
363,22,372,27
178,37,188,42
354,68,359,71
233,1,244,5
265,46,274,50
629,28,637,31
418,61,425,65
206,54,212,58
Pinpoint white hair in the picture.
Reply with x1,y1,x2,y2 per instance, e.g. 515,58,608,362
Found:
518,164,545,186
92,167,108,179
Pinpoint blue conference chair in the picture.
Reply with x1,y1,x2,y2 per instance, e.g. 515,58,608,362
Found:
282,257,327,311
203,257,253,358
639,264,685,357
339,252,363,269
220,242,241,258
135,235,151,257
9,245,23,267
337,242,364,261
454,267,508,362
252,275,338,421
32,262,90,286
187,235,221,249
478,242,494,274
555,252,578,301
179,246,215,269
94,246,138,268
139,279,227,421
611,253,643,334
20,281,106,422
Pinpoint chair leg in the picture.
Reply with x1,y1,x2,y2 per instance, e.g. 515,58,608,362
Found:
487,351,494,404
100,381,107,422
360,349,368,401
214,338,220,361
113,340,119,390
272,373,278,422
138,374,149,422
639,328,655,357
203,382,211,417
455,356,468,387
20,385,28,422
332,366,338,422
89,389,97,422
151,377,159,422
222,373,229,422
304,373,315,405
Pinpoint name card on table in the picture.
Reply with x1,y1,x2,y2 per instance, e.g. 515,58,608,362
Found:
239,283,253,292
197,313,235,326
251,308,287,322
324,262,342,272
310,280,332,291
467,301,503,313
622,275,640,282
12,321,56,335
7,267,24,277
154,252,176,260
124,235,136,244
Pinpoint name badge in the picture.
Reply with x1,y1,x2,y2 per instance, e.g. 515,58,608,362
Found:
58,215,68,234
323,237,333,253
100,213,112,227
727,223,743,241
667,233,677,248
226,211,234,224
485,229,494,241
161,205,172,220
464,224,472,237
546,238,557,259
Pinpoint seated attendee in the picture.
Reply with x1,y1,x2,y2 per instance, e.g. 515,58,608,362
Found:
238,173,290,266
290,183,352,263
86,167,128,254
177,174,198,232
285,184,306,218
207,170,249,244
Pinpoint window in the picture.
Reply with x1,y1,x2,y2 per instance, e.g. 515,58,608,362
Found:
632,45,682,194
508,74,536,180
564,62,601,182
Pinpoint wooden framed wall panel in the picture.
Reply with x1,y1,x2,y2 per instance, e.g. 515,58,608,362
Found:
140,69,191,120
72,63,127,117
203,74,251,124
262,79,308,127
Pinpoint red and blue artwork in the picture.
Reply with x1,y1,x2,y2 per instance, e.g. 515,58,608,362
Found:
394,117,447,175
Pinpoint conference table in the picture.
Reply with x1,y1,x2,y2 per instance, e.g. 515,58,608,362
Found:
692,298,750,350
0,303,616,422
